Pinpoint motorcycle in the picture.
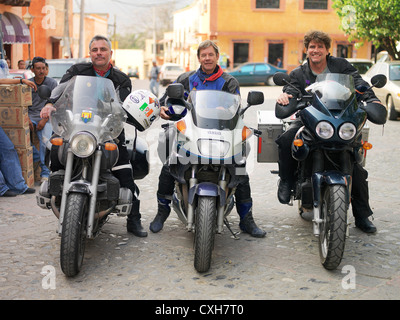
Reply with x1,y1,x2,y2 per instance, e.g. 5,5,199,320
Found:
36,75,150,277
158,84,264,272
272,72,387,270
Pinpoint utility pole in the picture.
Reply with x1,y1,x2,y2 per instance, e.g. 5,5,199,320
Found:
153,6,156,60
63,0,71,58
78,0,85,58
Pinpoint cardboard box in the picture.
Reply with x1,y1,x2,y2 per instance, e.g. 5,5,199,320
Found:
0,84,32,106
22,167,34,188
0,105,29,128
2,127,31,148
16,146,34,171
257,110,284,163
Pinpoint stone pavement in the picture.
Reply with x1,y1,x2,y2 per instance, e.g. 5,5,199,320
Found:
0,84,399,301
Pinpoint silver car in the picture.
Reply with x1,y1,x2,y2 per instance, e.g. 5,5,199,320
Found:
363,61,400,120
46,58,89,84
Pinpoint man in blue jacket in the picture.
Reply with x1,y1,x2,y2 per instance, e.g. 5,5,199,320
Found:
149,40,266,238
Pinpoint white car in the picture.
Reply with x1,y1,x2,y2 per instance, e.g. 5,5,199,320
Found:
159,63,184,86
363,61,400,120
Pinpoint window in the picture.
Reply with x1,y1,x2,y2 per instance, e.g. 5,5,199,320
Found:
240,64,254,73
256,0,280,8
233,42,249,67
304,0,328,10
255,64,270,72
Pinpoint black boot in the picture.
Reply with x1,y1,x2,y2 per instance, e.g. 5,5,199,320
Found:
127,200,148,237
237,203,266,238
149,198,171,233
278,179,293,204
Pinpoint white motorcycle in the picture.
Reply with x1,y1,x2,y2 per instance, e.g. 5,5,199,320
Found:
158,84,264,272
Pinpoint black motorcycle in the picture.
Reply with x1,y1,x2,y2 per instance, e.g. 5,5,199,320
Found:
36,75,149,276
273,72,387,270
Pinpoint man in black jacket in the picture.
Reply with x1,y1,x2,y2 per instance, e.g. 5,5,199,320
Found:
40,35,147,237
276,30,383,233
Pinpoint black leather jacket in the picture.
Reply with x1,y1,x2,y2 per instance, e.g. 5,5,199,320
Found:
60,62,132,102
284,55,378,103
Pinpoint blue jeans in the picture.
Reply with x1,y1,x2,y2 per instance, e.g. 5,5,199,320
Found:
149,78,159,97
0,127,29,195
31,120,52,178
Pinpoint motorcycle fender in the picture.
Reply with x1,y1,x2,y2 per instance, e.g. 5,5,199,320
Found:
188,182,226,207
68,181,91,194
312,171,350,207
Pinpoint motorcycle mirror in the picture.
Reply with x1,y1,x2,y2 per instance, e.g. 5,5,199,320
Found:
166,83,185,99
273,72,290,86
370,74,387,88
247,91,264,106
240,91,264,116
38,85,52,101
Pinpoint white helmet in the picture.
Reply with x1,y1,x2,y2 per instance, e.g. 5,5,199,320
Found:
123,90,160,131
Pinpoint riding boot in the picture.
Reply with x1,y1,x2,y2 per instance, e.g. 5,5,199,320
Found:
149,198,171,233
237,202,266,238
127,200,148,237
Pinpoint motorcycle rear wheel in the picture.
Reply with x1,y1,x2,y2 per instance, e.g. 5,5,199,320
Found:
194,196,217,273
319,185,347,270
60,193,88,277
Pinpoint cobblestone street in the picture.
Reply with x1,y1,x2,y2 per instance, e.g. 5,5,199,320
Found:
1,83,399,301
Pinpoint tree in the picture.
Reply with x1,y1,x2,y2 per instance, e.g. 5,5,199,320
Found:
333,0,400,60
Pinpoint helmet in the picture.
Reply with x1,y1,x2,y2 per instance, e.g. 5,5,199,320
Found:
0,59,9,78
165,97,187,121
122,90,160,131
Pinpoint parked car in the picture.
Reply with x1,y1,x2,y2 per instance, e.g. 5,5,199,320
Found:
346,58,374,75
159,63,184,86
7,69,34,80
363,61,400,120
228,62,287,86
46,58,89,83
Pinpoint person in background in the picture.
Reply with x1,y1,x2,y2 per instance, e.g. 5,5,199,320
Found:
18,60,26,69
28,57,58,183
0,127,36,197
149,59,160,97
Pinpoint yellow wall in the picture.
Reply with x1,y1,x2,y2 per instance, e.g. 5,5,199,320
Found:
201,0,371,72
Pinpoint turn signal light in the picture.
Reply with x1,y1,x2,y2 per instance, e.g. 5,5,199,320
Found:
50,137,63,146
176,120,186,134
293,139,304,147
363,142,373,150
104,142,118,151
242,126,253,141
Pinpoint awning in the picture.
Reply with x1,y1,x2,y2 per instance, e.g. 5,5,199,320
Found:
0,12,31,44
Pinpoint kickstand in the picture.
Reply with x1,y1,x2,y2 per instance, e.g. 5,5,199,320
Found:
224,218,240,240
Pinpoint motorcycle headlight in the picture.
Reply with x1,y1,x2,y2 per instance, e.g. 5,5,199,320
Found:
339,122,356,140
316,121,334,139
70,132,97,157
197,139,230,158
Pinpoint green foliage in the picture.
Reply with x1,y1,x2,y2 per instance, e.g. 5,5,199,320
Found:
333,0,400,60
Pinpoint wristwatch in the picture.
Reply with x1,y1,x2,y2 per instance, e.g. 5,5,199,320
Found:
20,78,23,84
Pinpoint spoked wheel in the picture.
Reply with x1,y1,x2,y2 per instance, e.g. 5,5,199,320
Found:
319,185,348,270
60,193,88,277
194,196,217,273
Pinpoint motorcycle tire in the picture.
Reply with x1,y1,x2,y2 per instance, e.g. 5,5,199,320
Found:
60,193,88,277
194,196,217,273
319,185,347,270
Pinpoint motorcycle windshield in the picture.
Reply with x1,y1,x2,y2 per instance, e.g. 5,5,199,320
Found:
188,90,241,130
51,75,126,142
306,73,355,111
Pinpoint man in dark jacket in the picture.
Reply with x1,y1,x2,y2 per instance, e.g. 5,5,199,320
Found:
149,40,266,238
276,30,383,233
40,35,147,237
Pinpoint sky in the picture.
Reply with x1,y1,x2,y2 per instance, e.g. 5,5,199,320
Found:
72,0,193,34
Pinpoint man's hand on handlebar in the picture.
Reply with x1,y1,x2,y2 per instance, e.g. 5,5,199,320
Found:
276,92,293,105
40,103,56,120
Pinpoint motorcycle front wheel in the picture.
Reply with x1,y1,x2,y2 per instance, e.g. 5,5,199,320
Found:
60,193,88,277
194,196,217,273
319,185,348,270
